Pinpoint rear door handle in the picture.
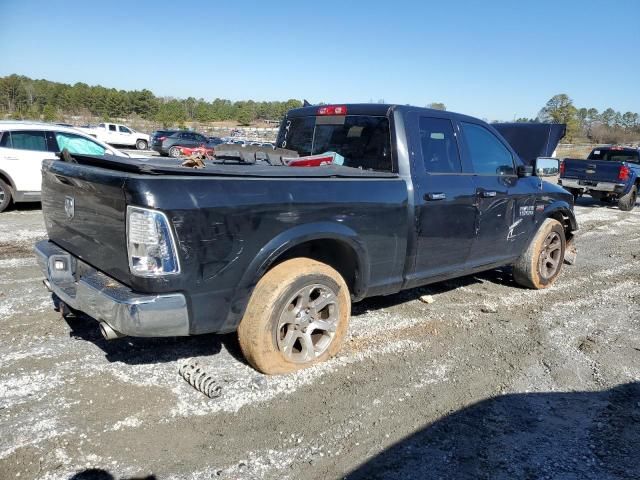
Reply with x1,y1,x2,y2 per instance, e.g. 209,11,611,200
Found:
478,190,497,198
424,192,446,201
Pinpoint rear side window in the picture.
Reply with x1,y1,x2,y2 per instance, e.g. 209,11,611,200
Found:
419,117,461,173
280,115,392,171
461,122,514,176
55,132,106,155
108,124,117,131
3,131,48,151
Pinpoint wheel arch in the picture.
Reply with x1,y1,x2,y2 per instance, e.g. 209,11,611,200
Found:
543,201,578,236
219,222,369,333
0,169,16,191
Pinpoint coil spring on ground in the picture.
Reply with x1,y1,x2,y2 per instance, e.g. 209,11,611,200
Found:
178,359,222,399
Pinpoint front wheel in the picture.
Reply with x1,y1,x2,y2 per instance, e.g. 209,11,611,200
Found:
136,139,148,150
513,219,566,289
0,179,12,213
238,257,351,374
618,185,637,212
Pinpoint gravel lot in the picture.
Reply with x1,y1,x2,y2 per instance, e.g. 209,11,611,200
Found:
1,197,639,480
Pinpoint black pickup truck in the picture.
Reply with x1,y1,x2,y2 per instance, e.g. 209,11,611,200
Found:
36,104,577,374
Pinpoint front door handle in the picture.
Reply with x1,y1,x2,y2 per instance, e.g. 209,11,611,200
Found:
425,192,446,201
478,190,497,198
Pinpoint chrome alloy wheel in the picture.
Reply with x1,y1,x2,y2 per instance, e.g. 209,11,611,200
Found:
538,231,562,280
276,284,339,363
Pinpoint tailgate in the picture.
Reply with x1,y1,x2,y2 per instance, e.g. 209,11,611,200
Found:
562,158,622,183
41,160,130,284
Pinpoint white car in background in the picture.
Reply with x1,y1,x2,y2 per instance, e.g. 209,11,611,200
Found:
77,122,150,150
0,121,129,212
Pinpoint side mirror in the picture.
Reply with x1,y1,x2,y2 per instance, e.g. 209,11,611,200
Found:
534,157,560,177
517,165,533,177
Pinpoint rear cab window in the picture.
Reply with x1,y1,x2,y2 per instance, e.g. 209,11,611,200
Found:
588,148,639,163
278,113,392,172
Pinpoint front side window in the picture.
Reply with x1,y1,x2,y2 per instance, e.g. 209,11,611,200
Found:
419,117,461,173
4,130,48,151
462,122,514,175
55,132,106,155
279,115,392,171
119,126,132,133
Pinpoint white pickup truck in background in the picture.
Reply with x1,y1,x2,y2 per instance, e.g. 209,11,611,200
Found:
77,123,150,150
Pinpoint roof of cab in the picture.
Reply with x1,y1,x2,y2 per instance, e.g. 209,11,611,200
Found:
285,103,482,124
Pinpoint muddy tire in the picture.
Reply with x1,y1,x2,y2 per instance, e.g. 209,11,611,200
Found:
0,179,12,213
513,219,566,289
238,257,351,375
618,185,637,212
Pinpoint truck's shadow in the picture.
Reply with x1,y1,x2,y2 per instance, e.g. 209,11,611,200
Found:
347,382,640,479
61,310,245,366
61,267,514,366
574,196,639,210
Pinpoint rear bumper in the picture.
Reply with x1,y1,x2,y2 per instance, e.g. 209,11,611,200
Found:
35,240,189,337
559,178,626,193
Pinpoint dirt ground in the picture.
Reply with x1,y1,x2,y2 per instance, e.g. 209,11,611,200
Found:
1,197,639,480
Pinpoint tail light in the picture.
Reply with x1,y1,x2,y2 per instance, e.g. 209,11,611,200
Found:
619,165,630,181
317,105,347,116
559,160,565,176
158,136,167,142
127,206,180,277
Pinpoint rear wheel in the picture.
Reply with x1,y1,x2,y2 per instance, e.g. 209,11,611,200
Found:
618,185,637,212
136,139,148,150
0,179,12,213
238,257,350,375
169,146,182,158
513,219,566,289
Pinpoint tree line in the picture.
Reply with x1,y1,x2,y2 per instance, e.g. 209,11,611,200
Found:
0,74,302,127
1,75,638,143
517,94,640,144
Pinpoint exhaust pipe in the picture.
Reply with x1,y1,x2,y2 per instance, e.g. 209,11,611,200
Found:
99,322,126,340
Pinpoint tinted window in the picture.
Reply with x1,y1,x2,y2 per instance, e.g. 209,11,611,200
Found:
108,124,116,131
588,149,639,163
55,132,106,155
280,115,392,171
194,134,207,143
462,122,514,175
119,126,131,133
0,131,9,147
419,117,461,173
6,131,48,151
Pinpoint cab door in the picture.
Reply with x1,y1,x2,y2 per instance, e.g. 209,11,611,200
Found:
407,114,477,286
458,121,520,266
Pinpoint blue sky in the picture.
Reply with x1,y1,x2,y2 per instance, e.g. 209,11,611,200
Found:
1,0,639,120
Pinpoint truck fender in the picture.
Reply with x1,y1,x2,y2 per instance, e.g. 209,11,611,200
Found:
219,221,370,333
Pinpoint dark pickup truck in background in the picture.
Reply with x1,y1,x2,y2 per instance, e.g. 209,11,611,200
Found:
559,146,640,211
36,104,577,374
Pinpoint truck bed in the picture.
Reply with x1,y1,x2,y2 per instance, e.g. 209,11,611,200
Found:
65,153,399,178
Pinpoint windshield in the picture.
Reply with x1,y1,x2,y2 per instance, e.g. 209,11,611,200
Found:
278,115,392,171
588,149,639,163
